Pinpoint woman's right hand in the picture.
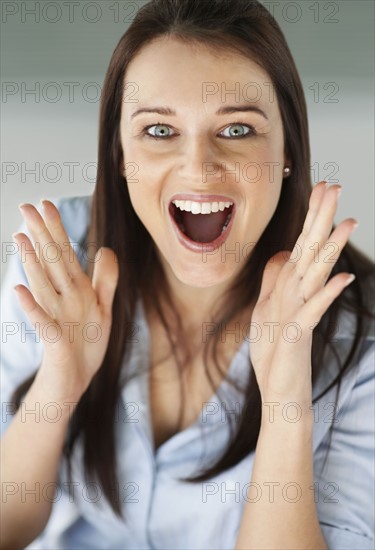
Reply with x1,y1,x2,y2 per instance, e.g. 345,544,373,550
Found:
12,200,119,405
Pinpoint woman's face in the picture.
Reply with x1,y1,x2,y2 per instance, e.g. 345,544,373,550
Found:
120,36,287,288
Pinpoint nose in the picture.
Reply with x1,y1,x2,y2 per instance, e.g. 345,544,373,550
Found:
177,133,222,184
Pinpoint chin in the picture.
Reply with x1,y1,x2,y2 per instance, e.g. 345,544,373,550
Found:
168,257,240,289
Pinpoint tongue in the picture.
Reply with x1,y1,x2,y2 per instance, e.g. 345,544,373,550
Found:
181,210,228,243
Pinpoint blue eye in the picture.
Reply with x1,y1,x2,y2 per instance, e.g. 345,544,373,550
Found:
144,124,175,138
220,123,254,138
142,122,256,140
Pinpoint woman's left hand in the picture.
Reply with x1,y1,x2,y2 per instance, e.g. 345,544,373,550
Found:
249,181,358,409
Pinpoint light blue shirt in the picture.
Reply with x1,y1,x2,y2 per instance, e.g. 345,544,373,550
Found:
1,195,374,549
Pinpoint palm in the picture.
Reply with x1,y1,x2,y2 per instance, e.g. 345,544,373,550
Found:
248,182,357,402
13,200,119,402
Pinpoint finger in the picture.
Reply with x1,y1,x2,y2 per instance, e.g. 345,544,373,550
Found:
300,218,358,302
289,181,327,264
13,284,55,329
18,203,75,294
300,272,356,327
257,250,291,303
12,232,60,320
91,247,119,319
40,199,86,282
295,184,342,277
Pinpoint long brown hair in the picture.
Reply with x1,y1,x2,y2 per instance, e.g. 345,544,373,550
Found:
12,0,374,519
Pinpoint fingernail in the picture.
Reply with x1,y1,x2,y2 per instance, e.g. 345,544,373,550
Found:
351,221,359,232
18,203,28,211
344,274,356,287
336,186,342,198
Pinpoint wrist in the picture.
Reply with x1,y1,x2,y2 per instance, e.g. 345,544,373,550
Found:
28,374,83,417
261,399,314,432
11,385,76,434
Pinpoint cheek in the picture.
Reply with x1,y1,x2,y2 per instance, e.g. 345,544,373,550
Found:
260,181,282,214
241,179,282,237
126,175,165,242
123,139,165,187
123,143,168,224
127,180,152,222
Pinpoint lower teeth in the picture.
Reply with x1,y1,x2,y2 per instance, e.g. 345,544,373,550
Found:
221,213,232,234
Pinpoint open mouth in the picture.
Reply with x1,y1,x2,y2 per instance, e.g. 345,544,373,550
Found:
169,200,234,244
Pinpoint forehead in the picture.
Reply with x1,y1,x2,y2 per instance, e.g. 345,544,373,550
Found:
123,36,276,114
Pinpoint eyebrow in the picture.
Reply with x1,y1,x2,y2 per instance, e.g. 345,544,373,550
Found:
130,104,268,120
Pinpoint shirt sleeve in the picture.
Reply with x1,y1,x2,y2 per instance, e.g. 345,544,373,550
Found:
314,342,375,549
319,523,374,550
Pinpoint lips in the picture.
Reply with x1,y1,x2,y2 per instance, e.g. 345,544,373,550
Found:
168,195,236,253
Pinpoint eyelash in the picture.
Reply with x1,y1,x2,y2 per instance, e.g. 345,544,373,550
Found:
141,121,257,140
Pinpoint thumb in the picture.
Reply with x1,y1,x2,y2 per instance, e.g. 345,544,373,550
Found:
257,250,291,303
92,247,119,317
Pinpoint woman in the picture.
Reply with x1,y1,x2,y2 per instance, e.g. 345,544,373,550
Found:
1,0,374,548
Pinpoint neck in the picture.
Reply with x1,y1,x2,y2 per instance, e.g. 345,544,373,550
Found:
143,256,255,365
149,255,254,334
167,267,231,324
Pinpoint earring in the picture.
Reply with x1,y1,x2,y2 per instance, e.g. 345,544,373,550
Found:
283,167,291,176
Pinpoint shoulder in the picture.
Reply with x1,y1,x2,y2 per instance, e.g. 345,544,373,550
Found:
313,337,375,547
312,287,375,545
312,283,374,479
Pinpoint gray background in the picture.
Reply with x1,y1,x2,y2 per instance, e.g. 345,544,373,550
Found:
1,0,374,283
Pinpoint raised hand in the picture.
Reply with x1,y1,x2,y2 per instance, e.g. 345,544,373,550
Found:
12,200,119,404
249,181,358,408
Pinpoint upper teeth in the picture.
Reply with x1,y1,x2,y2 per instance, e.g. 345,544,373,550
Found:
172,200,233,214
